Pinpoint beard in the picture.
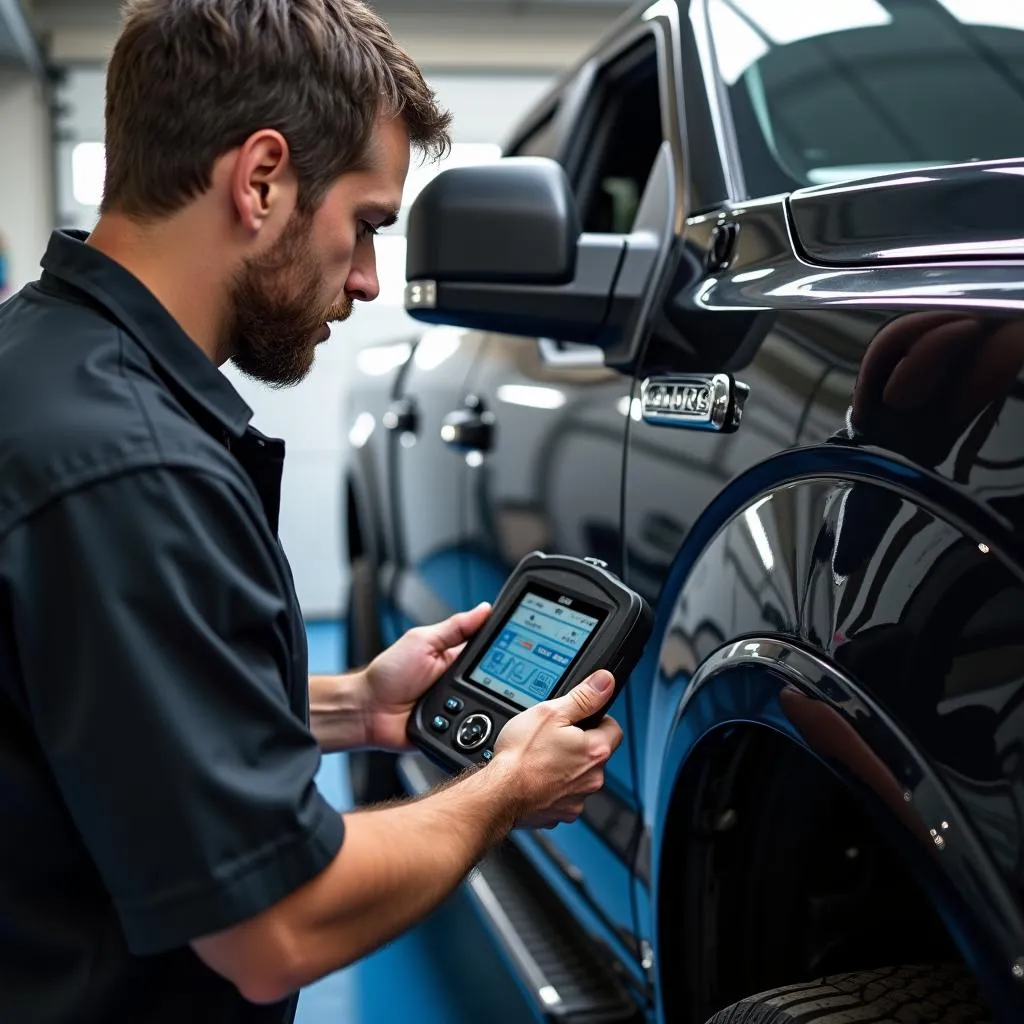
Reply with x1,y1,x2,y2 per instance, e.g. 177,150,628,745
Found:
228,211,353,388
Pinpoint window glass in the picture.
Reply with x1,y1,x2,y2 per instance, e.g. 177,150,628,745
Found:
511,109,560,159
578,46,664,233
708,0,1024,194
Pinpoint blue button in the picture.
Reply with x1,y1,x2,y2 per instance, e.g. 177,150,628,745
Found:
431,715,451,733
481,749,494,763
444,697,464,714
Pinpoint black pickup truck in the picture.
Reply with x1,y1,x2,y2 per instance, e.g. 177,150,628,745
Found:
339,1,1024,1021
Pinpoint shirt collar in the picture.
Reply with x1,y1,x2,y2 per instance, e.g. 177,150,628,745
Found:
40,229,253,437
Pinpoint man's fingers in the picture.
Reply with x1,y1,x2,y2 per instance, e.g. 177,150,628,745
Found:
552,670,615,724
439,641,468,670
588,715,623,757
427,602,491,652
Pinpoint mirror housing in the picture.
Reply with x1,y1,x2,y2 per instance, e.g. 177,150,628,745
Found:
406,157,580,285
404,157,664,353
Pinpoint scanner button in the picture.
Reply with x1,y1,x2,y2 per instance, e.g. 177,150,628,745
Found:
444,697,464,714
455,713,493,751
430,715,451,734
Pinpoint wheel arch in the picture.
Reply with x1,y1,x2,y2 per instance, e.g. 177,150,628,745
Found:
635,446,1024,1022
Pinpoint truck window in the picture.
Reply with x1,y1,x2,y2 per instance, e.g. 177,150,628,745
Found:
510,108,560,159
707,0,1024,195
576,40,664,234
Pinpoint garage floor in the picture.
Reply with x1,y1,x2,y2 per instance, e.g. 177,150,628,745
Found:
296,622,534,1024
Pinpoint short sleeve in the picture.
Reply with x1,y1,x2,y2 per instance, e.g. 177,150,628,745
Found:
5,466,344,955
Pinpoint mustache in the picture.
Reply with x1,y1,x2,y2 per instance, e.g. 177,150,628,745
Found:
325,298,353,324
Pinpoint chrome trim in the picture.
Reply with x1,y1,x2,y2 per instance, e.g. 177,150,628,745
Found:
679,636,870,723
465,869,563,1010
404,280,437,310
537,337,606,368
455,712,493,751
640,373,749,432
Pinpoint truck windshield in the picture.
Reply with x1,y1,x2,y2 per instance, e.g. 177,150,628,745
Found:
706,0,1024,195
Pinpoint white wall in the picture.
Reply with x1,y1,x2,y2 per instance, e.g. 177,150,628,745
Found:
52,66,554,618
0,73,52,294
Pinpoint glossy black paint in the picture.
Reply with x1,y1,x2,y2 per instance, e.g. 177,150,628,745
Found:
788,157,1024,265
341,0,1024,1019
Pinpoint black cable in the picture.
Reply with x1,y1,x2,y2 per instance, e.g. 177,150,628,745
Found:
618,374,656,1004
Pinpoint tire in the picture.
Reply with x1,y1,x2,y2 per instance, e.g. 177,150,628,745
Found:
345,555,404,806
708,964,990,1024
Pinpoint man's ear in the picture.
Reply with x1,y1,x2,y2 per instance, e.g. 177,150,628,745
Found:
229,129,298,233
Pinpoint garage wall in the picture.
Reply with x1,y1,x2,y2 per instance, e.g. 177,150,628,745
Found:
0,73,52,294
52,65,554,618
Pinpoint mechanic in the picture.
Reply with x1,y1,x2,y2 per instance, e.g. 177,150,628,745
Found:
0,1,623,1022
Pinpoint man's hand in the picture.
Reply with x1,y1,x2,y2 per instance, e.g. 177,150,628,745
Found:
493,670,624,829
359,603,492,751
194,665,623,1003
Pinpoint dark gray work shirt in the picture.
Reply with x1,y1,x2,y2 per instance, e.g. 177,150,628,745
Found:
0,230,345,1023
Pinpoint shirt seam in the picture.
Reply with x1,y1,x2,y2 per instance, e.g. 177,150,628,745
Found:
114,799,340,916
0,456,260,543
117,326,167,462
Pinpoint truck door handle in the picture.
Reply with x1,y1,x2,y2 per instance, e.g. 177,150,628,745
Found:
441,401,495,453
383,398,418,434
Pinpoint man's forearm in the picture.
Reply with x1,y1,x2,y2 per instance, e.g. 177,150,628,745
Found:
193,757,522,1002
308,672,369,753
287,759,520,984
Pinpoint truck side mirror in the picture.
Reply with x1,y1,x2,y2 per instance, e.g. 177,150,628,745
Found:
403,157,630,348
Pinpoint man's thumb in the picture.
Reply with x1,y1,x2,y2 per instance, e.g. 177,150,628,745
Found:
558,670,615,723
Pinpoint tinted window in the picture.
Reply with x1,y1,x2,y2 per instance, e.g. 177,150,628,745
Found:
576,42,664,233
511,108,560,159
708,0,1024,195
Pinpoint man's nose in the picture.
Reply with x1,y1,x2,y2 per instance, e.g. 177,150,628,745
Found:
346,248,380,303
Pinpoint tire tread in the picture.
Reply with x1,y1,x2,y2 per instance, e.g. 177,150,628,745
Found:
708,964,990,1024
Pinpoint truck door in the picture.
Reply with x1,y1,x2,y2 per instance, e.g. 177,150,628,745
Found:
458,26,674,977
386,327,489,632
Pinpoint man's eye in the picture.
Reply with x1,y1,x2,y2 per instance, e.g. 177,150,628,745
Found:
358,221,379,240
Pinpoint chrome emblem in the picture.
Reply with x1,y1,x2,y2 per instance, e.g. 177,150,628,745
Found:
640,374,749,433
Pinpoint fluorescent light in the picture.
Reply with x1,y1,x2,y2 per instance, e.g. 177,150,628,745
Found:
413,327,464,371
710,0,891,85
806,164,947,185
355,342,412,377
937,0,1024,31
71,142,105,207
708,0,769,85
616,395,643,420
347,412,375,449
496,385,566,410
744,498,774,572
730,0,891,45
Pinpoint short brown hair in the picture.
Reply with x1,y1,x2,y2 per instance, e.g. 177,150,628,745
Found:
101,0,451,219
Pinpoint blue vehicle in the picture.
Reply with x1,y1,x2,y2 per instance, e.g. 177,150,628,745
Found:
340,2,1024,1020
